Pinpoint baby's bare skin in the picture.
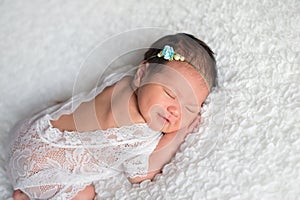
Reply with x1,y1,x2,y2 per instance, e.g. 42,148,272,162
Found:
50,76,143,133
13,190,29,200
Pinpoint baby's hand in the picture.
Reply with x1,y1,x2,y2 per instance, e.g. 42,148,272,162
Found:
177,115,201,140
186,115,201,133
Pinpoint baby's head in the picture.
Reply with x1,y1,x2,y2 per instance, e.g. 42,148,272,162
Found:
144,33,217,91
133,33,217,133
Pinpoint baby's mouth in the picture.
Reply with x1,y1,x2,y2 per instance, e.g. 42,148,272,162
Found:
157,113,170,124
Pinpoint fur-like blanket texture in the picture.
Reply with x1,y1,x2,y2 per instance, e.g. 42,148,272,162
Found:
0,0,299,199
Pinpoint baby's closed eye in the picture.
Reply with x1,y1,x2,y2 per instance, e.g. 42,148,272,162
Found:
164,88,176,99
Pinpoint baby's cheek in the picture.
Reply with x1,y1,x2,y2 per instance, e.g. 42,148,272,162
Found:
147,104,166,130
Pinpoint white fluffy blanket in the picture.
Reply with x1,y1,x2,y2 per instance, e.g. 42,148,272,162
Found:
0,0,299,199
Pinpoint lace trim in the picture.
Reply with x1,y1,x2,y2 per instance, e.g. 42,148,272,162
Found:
20,182,91,199
38,114,159,149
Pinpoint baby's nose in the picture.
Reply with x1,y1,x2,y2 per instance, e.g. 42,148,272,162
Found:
167,105,179,118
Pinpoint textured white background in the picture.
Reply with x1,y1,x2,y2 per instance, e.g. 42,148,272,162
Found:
0,0,299,199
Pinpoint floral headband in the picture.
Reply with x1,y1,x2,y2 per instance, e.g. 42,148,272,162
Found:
157,45,185,61
148,45,210,90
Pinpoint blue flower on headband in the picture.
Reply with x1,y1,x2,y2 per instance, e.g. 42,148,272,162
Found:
160,45,174,60
157,45,185,61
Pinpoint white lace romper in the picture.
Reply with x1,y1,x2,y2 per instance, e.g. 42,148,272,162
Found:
6,72,162,199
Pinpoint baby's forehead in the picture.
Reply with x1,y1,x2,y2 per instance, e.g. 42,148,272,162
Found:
156,62,205,84
148,64,208,102
172,63,208,96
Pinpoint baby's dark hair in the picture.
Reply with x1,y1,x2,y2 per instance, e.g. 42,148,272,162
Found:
144,33,217,90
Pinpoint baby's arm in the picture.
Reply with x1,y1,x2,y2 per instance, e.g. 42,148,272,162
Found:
129,116,200,183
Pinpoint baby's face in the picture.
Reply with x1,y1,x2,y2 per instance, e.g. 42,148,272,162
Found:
136,61,209,133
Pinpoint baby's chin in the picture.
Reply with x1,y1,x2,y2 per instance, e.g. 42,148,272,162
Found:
161,126,182,134
160,122,189,134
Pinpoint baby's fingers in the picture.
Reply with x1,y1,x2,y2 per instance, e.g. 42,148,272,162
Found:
187,115,201,133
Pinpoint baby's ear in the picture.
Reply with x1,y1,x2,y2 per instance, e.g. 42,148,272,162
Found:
133,62,149,88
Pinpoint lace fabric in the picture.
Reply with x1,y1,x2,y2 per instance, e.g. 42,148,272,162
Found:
6,71,162,199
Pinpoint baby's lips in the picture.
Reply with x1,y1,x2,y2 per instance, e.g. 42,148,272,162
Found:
164,114,176,125
162,114,171,122
157,113,169,123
